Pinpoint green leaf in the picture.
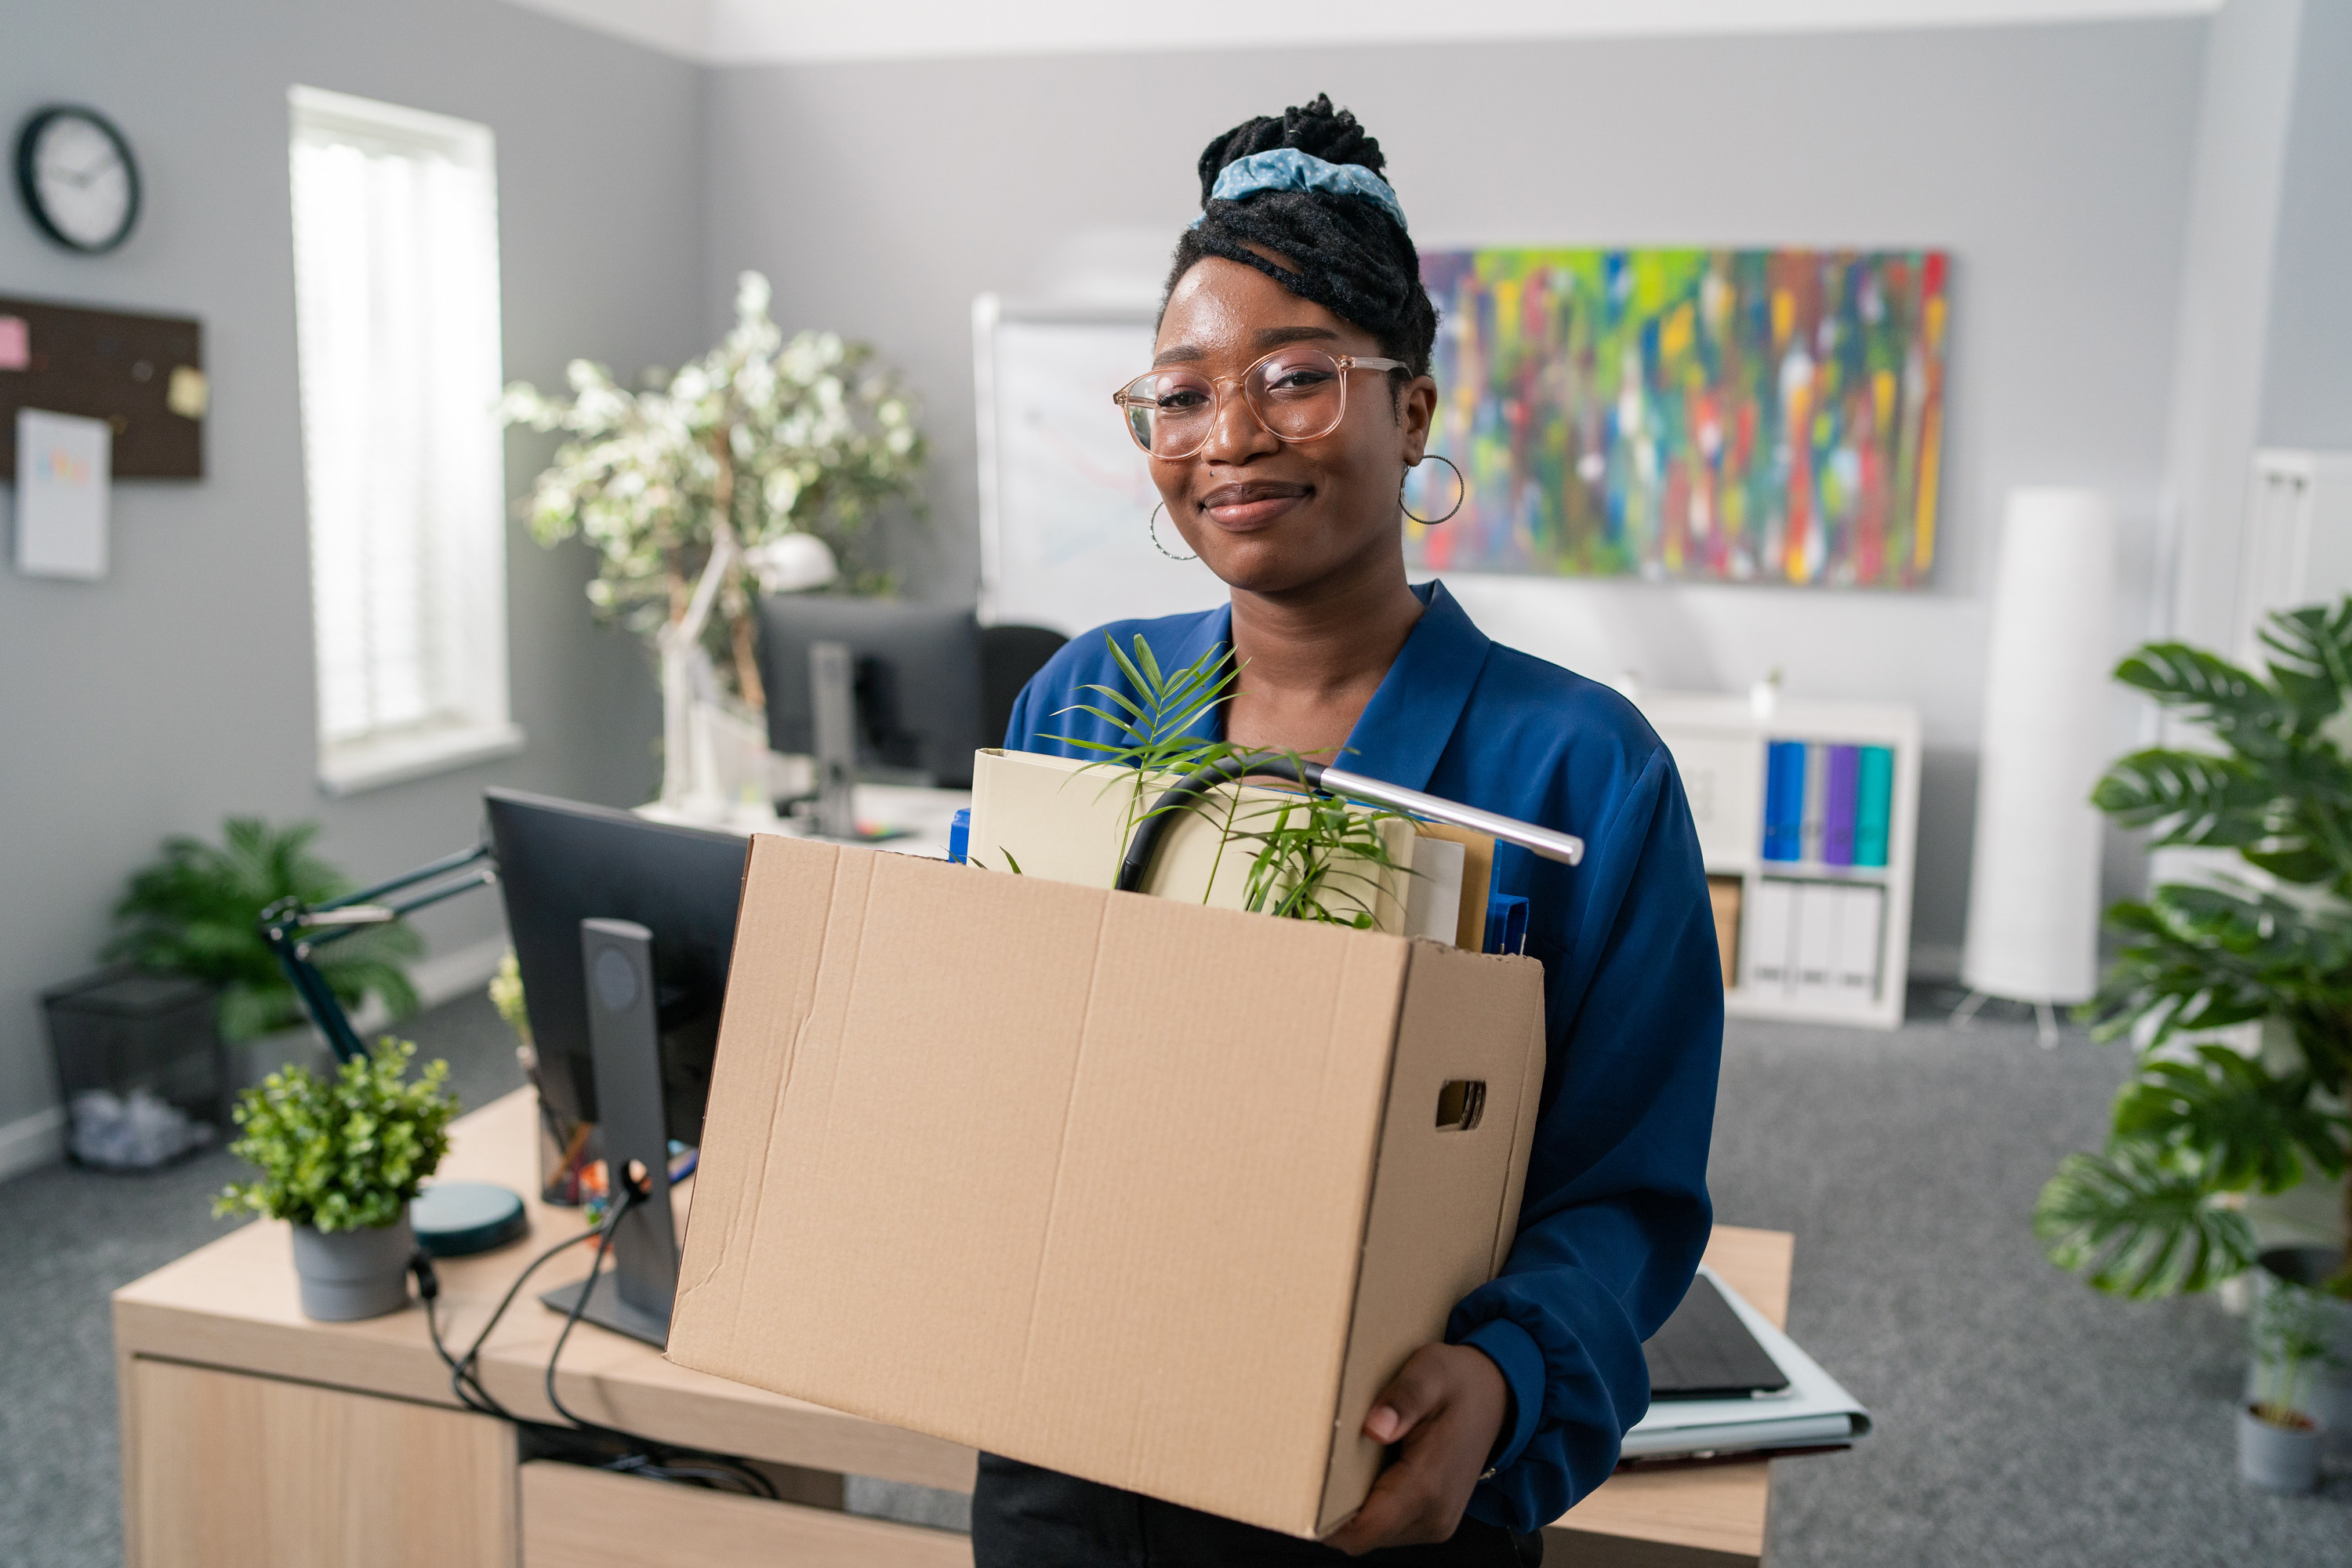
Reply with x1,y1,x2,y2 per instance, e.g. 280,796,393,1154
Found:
105,817,424,1044
2109,1044,2348,1194
2034,1144,2259,1298
2091,750,2271,846
2113,644,2296,758
218,1039,457,1231
2080,880,2352,1052
2256,597,2352,726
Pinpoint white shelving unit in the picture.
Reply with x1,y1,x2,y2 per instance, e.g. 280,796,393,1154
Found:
1635,692,1924,1031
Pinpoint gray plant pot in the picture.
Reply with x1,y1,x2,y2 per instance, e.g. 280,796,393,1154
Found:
2238,1403,2323,1494
289,1212,415,1321
2251,1247,2352,1461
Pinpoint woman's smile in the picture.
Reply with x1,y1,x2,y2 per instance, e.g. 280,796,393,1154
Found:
1198,480,1311,531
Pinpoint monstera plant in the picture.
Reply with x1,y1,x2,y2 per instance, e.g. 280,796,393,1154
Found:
2034,598,2352,1300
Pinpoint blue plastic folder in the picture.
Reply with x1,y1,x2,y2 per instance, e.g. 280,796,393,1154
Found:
1762,742,1807,862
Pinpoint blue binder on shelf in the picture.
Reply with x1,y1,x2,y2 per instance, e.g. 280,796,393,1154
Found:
1762,741,1807,862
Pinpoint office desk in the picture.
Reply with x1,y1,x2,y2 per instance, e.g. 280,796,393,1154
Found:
114,1090,1786,1568
638,782,971,859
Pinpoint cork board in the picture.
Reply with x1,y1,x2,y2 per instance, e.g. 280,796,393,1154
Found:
0,295,204,478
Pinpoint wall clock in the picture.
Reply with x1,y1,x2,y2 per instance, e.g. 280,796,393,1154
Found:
14,105,141,254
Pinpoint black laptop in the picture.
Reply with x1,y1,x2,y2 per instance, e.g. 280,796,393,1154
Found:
1643,1275,1791,1400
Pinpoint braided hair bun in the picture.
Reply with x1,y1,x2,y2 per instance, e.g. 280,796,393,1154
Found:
1166,95,1438,383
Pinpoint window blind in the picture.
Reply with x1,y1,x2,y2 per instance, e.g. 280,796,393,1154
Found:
289,88,510,775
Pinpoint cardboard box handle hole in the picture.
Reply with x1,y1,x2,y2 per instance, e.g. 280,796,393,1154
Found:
1436,1080,1486,1132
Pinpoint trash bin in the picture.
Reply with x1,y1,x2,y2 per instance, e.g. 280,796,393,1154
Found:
42,968,226,1171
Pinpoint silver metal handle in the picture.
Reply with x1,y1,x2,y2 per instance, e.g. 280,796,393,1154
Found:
1319,766,1585,866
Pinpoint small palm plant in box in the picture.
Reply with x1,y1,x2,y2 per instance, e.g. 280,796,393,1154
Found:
1054,633,1411,927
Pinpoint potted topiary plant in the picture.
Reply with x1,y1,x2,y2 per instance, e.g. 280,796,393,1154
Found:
110,817,422,1083
2034,598,2352,1306
2241,1279,2342,1493
215,1040,458,1321
499,271,927,814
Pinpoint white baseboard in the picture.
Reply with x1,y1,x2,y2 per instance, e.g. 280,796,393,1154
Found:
0,1105,67,1184
412,935,510,1011
347,935,510,1033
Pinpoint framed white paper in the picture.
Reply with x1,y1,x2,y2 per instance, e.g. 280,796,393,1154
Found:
14,408,111,579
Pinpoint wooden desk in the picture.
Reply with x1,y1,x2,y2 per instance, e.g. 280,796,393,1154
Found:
114,1090,1785,1567
1547,1226,1791,1566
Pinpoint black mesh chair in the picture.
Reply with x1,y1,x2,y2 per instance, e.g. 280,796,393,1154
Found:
978,625,1069,751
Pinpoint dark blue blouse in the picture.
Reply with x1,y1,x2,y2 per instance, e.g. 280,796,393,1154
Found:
1000,579,1722,1534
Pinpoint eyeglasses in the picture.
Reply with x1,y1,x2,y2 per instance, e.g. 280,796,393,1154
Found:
1111,347,1406,460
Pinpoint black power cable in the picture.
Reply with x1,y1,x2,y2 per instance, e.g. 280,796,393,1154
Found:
412,1187,777,1500
414,1225,601,1419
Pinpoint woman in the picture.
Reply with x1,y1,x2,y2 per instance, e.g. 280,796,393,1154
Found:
982,97,1722,1566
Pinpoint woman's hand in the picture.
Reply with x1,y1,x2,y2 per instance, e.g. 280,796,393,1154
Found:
1320,1342,1510,1556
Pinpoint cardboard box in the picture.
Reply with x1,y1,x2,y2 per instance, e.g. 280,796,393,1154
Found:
669,833,1548,1538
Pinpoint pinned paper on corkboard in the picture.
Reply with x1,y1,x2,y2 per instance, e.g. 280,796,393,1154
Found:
0,295,204,477
14,408,111,580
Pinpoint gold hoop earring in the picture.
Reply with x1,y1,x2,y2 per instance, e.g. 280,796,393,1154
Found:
1148,502,1198,562
1402,452,1466,525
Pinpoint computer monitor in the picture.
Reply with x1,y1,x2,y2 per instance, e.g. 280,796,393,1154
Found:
484,788,747,1148
757,595,985,788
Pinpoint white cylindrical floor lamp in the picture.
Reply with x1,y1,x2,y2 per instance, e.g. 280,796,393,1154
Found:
1958,488,2117,1044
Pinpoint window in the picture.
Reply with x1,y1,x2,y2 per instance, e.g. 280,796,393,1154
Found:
289,85,520,793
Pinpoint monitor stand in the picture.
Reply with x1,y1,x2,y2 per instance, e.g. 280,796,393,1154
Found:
808,639,904,842
540,918,678,1348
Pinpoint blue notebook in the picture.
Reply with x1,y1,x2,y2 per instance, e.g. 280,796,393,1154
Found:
1762,741,1807,862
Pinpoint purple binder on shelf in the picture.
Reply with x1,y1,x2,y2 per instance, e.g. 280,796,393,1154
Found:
1822,746,1860,866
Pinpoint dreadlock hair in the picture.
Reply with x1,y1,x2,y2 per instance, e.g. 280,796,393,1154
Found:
1163,95,1439,403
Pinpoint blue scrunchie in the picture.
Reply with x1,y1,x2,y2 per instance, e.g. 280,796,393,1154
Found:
1194,147,1409,234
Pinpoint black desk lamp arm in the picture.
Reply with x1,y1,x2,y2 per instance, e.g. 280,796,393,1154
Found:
256,843,500,1064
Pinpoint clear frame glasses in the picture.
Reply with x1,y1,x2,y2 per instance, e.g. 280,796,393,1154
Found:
1111,347,1406,460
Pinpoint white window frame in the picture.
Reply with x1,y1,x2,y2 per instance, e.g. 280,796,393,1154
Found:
289,85,522,795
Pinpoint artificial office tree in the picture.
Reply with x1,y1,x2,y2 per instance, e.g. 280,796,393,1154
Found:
498,270,927,712
2034,598,2352,1300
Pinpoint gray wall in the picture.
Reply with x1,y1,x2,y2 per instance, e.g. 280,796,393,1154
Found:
2257,0,2352,452
0,0,700,1138
704,20,2209,967
2161,0,2303,653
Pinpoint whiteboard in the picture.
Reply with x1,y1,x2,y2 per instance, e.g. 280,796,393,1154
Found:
974,295,1225,634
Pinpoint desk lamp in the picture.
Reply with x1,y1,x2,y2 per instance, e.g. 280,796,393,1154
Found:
258,844,528,1257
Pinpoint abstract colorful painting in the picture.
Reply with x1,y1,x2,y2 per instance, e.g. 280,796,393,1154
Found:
1404,249,1948,588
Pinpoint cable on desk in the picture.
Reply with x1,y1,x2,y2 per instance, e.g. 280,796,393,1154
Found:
539,1188,778,1499
413,1195,777,1500
415,1225,601,1420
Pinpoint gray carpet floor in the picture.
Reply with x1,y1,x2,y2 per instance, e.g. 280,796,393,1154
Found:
2,989,2344,1566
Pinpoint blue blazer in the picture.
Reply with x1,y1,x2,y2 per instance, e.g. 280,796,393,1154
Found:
1002,579,1722,1534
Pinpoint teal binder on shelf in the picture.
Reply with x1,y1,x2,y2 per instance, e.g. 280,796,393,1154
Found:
1855,746,1893,868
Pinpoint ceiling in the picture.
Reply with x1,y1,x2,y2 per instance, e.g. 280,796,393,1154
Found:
495,0,2221,65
